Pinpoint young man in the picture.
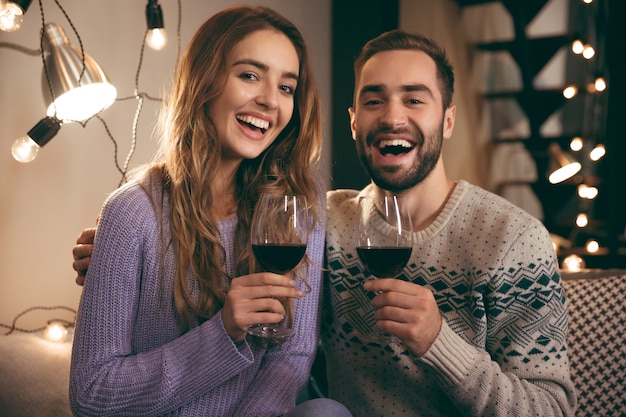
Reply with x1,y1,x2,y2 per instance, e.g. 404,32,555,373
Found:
73,29,576,417
321,30,576,416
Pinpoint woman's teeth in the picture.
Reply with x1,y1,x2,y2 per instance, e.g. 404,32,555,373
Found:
237,115,269,134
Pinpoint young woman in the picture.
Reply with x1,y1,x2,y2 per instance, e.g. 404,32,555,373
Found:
69,6,351,417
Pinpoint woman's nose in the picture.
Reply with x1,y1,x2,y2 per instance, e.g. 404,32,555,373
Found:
256,84,278,109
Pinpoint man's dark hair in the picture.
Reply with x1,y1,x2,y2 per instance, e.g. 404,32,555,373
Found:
353,29,455,109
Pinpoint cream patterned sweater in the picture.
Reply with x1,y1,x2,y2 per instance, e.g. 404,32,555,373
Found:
322,180,577,417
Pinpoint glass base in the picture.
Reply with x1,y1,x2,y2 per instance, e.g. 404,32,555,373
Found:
248,324,294,344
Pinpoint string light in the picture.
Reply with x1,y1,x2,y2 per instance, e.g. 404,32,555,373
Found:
571,39,584,54
576,213,589,227
11,116,62,163
145,0,167,51
586,240,600,253
577,184,599,200
43,321,69,343
562,85,578,99
569,136,584,151
1,0,181,177
1,306,76,336
562,254,585,272
0,0,32,32
594,77,606,91
582,44,595,59
589,144,606,161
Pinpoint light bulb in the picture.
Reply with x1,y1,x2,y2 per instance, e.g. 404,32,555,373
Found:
145,1,166,51
576,213,589,227
589,144,606,161
0,2,24,32
12,136,40,163
569,137,583,152
146,28,167,50
571,40,584,54
11,116,62,163
562,85,578,99
582,45,595,59
578,184,599,200
43,321,68,343
562,254,585,272
586,240,599,253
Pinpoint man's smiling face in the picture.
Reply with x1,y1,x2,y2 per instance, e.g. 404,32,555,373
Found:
349,49,454,192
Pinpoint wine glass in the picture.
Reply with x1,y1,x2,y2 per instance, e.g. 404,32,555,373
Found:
248,193,312,343
355,194,413,345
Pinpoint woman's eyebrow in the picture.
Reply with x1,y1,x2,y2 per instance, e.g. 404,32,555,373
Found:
233,58,299,81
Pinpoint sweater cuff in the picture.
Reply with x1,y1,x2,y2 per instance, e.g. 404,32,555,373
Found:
417,321,480,387
211,311,253,359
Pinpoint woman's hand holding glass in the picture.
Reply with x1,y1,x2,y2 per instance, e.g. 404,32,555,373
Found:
221,271,306,344
246,193,312,343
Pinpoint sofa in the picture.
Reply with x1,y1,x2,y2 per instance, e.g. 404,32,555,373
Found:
1,270,624,416
561,270,626,416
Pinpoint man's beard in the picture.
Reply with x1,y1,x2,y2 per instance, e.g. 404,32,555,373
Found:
356,123,443,193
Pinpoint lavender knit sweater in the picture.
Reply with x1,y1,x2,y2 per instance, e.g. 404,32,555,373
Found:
70,179,326,417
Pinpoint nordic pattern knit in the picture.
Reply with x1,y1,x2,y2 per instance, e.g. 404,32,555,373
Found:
70,178,326,417
322,181,577,417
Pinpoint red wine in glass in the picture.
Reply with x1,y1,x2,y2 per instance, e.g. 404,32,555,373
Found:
248,194,311,342
356,246,412,278
355,194,413,345
252,243,307,275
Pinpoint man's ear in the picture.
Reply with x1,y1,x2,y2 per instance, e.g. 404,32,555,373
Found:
443,105,456,139
348,107,356,140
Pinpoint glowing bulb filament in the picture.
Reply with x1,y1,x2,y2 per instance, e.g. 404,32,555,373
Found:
0,2,25,32
11,136,41,163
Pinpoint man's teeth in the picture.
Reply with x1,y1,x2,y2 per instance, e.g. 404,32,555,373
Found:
237,115,269,133
377,139,413,149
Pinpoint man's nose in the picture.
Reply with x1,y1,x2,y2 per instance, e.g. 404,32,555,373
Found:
380,99,407,128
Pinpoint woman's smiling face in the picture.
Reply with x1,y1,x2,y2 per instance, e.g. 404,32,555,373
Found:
209,29,300,165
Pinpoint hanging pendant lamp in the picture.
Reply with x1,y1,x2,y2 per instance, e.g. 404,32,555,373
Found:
41,22,117,122
548,143,582,184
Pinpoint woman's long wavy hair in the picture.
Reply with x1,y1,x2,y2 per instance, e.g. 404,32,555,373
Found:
140,6,323,329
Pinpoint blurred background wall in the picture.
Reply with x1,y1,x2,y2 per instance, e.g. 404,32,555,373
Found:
0,0,331,329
